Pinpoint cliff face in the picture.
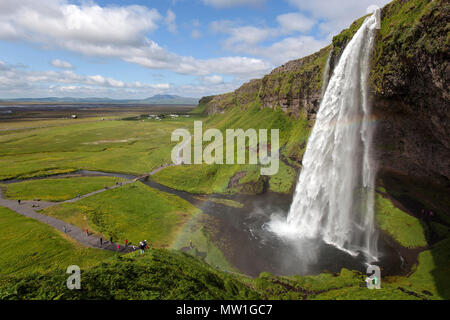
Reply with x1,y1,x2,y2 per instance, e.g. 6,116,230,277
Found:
371,0,449,185
200,0,449,186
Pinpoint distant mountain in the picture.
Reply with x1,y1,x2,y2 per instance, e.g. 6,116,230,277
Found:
0,95,199,105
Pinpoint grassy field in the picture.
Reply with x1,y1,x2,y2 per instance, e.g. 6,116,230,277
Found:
41,182,200,247
1,176,128,202
0,206,116,276
0,116,199,180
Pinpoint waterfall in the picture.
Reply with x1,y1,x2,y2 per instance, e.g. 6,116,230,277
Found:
269,10,380,262
320,50,332,98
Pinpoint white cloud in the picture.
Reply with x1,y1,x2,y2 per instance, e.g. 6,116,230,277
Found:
251,36,327,65
165,9,177,34
0,62,172,98
50,59,73,69
210,18,327,65
191,30,202,39
201,0,266,8
286,0,391,36
210,0,389,65
225,26,275,47
210,20,276,50
201,75,224,85
0,61,249,99
276,12,316,34
0,0,271,79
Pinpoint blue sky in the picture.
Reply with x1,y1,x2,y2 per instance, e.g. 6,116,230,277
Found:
0,0,391,99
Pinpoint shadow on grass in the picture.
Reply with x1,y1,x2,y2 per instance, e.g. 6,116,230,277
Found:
379,170,450,299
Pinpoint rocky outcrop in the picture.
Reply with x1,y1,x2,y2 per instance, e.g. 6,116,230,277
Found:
228,171,268,195
259,46,331,119
203,46,332,119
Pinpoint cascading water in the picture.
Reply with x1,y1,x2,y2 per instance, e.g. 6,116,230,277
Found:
269,10,380,263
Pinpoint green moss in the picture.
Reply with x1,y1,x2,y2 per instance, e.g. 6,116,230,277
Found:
268,161,296,194
375,193,428,248
394,238,450,299
371,0,447,94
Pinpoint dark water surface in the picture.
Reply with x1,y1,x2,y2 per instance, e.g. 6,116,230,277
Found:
142,181,403,277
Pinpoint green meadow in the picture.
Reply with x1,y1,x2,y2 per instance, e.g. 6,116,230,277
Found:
0,117,197,180
41,182,200,247
1,176,127,202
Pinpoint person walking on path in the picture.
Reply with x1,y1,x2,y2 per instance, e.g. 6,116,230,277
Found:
100,237,103,246
110,236,113,243
125,239,128,247
85,229,89,237
63,226,67,233
78,193,81,199
117,244,120,250
18,199,21,205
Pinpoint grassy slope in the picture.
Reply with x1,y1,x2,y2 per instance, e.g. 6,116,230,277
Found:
1,176,127,202
375,193,428,248
41,182,199,247
1,237,449,300
153,101,310,194
0,206,116,276
0,249,260,300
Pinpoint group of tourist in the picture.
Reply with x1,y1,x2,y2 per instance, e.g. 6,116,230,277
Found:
421,209,435,219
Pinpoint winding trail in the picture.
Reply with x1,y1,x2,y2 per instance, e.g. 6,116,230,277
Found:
0,164,181,253
0,186,135,252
